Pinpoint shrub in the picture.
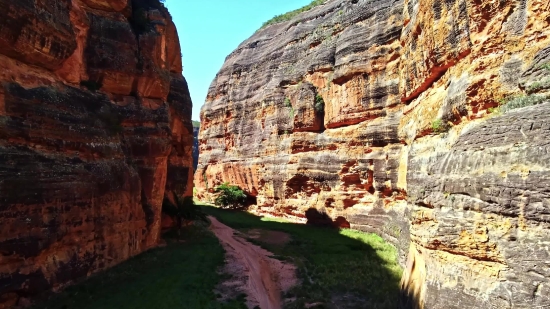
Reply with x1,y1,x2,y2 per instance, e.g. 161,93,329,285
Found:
487,107,500,114
163,191,208,233
431,119,449,134
499,93,549,113
527,79,550,93
284,97,295,118
315,94,325,113
214,183,247,210
260,0,326,29
284,97,291,107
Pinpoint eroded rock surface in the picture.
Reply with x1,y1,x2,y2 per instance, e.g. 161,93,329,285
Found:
195,0,550,308
0,0,193,306
197,0,410,262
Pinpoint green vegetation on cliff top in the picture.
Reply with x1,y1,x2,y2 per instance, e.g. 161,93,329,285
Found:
192,120,200,128
260,0,327,29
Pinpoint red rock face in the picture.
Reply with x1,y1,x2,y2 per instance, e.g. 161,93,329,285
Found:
0,0,193,306
196,0,550,308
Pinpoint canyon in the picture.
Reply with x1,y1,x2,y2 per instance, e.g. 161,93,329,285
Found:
195,0,550,308
0,0,193,307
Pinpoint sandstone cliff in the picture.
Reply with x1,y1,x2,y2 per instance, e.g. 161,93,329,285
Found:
0,0,193,306
193,121,200,172
195,0,550,308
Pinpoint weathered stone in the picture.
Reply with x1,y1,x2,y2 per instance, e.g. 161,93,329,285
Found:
0,1,192,306
196,0,550,308
196,0,409,263
402,103,550,309
82,0,129,12
0,0,77,71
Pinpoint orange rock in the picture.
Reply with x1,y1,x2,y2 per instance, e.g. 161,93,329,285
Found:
0,0,192,305
197,0,550,308
81,0,129,12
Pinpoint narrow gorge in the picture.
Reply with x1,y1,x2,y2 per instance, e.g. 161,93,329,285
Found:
195,0,550,308
1,0,549,308
0,0,194,307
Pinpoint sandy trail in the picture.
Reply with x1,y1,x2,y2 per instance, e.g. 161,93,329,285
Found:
208,216,296,309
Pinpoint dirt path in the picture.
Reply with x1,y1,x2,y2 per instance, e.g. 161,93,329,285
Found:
208,216,296,309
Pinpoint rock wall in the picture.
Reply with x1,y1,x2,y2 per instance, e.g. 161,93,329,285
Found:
193,123,200,172
0,0,193,306
195,0,550,308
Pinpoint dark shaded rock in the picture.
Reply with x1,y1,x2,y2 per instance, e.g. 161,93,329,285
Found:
0,0,192,306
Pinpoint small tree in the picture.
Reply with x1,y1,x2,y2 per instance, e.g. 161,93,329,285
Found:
214,183,247,210
314,94,325,113
162,192,208,235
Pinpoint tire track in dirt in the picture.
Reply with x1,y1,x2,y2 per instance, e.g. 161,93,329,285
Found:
209,216,296,309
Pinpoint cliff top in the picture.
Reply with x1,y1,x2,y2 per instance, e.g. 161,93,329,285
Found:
260,0,327,29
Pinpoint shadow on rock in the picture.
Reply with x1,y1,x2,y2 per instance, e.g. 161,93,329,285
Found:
305,208,351,229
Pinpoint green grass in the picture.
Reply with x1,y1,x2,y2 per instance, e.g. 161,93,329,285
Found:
32,205,402,309
284,97,292,107
192,120,200,128
200,204,402,309
498,93,550,113
32,225,246,309
527,78,550,93
431,119,448,134
260,0,327,29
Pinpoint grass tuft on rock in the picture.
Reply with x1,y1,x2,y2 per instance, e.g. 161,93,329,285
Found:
497,93,550,113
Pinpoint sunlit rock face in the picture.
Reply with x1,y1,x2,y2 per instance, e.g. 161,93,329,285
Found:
197,0,410,262
0,0,193,306
196,0,550,308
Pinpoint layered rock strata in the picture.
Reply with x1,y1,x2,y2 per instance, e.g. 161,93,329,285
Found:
0,0,193,306
193,122,200,171
196,0,550,307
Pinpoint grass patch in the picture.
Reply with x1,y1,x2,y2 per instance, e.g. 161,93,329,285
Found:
284,97,294,118
498,93,549,113
260,0,327,29
431,118,449,134
284,97,292,107
200,204,402,309
527,79,550,93
32,224,246,309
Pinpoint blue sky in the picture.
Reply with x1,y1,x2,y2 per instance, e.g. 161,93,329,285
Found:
165,0,312,121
